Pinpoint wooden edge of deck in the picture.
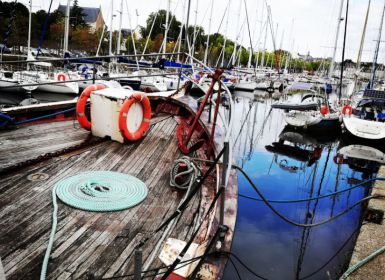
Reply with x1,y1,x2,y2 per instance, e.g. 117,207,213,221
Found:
149,94,237,279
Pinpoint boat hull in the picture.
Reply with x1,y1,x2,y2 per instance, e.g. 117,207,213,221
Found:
284,111,340,130
343,116,385,140
37,82,79,95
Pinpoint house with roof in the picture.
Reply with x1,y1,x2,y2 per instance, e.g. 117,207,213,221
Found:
57,5,105,33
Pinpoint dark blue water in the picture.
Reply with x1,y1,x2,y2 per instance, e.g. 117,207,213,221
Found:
222,92,381,280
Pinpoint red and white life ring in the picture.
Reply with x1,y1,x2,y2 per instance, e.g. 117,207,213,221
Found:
119,92,152,141
320,105,329,115
342,105,353,116
333,155,344,164
57,73,66,81
76,84,106,130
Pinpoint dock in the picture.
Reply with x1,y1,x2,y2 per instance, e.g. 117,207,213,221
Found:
347,166,385,279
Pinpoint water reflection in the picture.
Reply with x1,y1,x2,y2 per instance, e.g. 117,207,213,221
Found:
224,94,380,280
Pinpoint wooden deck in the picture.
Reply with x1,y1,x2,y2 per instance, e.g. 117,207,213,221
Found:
0,116,211,280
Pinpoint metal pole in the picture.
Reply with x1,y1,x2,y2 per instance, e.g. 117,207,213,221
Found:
134,248,142,280
339,0,349,102
354,0,371,93
116,0,123,55
203,0,214,65
109,0,114,56
329,0,344,79
27,0,33,70
370,0,385,89
184,0,192,57
63,0,71,56
92,61,96,84
162,0,171,56
220,141,229,226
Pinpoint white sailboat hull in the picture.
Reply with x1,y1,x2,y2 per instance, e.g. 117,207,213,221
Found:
234,81,257,91
343,116,385,140
0,79,25,93
37,81,79,95
284,111,340,129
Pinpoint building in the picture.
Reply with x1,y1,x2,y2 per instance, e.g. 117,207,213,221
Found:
57,5,105,33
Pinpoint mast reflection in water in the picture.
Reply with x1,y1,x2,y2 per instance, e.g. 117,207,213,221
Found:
223,94,383,280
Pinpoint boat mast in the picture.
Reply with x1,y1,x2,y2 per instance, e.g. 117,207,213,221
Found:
27,0,33,67
329,0,344,79
177,0,186,63
284,19,294,72
255,1,264,69
116,0,123,55
191,0,199,57
339,0,349,102
63,0,70,57
109,0,114,56
162,0,170,56
370,0,385,89
125,0,139,69
260,16,268,69
231,0,242,66
219,0,230,68
203,0,214,65
353,0,371,92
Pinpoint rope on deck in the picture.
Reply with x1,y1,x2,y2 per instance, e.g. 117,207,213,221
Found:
40,171,148,280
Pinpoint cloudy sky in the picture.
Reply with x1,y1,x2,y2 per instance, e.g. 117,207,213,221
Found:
8,0,385,63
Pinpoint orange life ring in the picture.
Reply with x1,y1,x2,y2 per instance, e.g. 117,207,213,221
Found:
57,73,66,81
342,105,352,115
76,84,106,130
119,92,152,141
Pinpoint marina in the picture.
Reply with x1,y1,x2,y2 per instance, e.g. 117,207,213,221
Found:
1,0,385,279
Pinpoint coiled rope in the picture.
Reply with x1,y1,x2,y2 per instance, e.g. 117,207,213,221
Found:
170,156,200,190
40,171,148,280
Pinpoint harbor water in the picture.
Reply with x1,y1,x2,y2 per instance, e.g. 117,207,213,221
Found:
221,90,381,280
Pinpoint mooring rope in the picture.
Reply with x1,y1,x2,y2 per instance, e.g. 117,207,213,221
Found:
170,157,200,190
339,244,385,280
40,171,148,280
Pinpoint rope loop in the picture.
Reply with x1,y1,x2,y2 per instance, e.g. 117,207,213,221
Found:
170,157,200,190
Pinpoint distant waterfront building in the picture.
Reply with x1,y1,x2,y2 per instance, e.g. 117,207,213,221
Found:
57,5,105,33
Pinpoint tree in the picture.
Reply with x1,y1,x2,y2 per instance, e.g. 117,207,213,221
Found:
70,0,87,30
140,10,181,41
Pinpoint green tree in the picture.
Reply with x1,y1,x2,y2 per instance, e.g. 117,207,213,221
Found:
140,10,181,41
70,0,87,30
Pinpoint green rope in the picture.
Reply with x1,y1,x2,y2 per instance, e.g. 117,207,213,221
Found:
40,171,148,280
339,245,385,280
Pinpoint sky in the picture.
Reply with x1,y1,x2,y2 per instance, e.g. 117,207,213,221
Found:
7,0,385,63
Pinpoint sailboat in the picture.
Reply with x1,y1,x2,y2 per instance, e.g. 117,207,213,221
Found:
342,1,385,141
342,89,385,140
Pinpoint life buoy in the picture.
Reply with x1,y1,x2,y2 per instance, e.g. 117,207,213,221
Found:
342,105,352,115
333,155,344,164
119,92,152,141
76,84,106,130
320,105,329,115
57,73,66,81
